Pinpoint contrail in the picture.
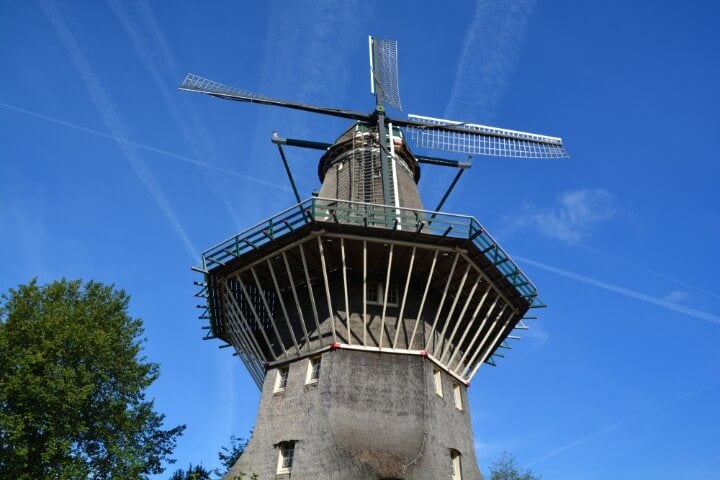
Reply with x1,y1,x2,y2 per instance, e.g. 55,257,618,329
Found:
445,0,536,119
525,380,720,466
577,244,720,301
247,0,370,205
107,0,255,229
40,0,199,261
515,256,720,326
459,199,720,303
0,101,286,191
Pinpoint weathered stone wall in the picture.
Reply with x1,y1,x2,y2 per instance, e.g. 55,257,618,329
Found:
226,349,481,480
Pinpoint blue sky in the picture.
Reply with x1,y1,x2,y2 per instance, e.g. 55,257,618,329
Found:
1,1,719,478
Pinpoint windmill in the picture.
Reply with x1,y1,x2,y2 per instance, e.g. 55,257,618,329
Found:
184,37,567,480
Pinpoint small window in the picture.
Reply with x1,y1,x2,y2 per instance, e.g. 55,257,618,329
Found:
274,366,289,393
451,449,462,480
277,441,296,474
367,281,379,303
306,356,321,384
386,283,399,305
453,383,463,411
433,368,443,397
366,281,398,307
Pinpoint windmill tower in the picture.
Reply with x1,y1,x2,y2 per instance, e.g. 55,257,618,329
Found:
185,37,567,480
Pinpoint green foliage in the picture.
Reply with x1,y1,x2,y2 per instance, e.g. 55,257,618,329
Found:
0,279,185,479
228,473,258,480
216,434,248,474
168,463,212,480
488,451,541,480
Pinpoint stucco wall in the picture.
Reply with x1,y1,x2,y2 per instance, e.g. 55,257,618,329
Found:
226,349,481,480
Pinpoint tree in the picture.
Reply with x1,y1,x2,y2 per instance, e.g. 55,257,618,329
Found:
168,463,212,480
216,434,248,476
0,279,185,479
488,451,541,480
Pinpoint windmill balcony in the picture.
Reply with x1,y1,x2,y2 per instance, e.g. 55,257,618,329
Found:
195,197,542,388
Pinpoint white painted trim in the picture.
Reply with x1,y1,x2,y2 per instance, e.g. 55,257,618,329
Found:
276,441,295,474
340,238,351,344
452,297,501,374
362,240,367,346
433,368,443,397
428,252,460,352
441,276,481,363
379,244,394,348
317,236,337,342
305,355,321,385
388,122,402,229
273,366,289,394
250,266,286,357
393,246,416,348
299,243,323,346
434,263,471,358
267,259,301,355
453,382,463,411
282,252,311,351
236,275,277,360
408,250,438,349
464,306,509,378
446,284,491,369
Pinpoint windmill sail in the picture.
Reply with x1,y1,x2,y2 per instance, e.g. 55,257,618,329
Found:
369,37,402,110
403,114,568,159
180,74,370,122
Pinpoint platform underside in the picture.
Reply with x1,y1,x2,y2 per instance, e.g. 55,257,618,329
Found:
199,200,537,387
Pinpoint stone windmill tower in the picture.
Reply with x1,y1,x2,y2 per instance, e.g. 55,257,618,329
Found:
184,37,567,480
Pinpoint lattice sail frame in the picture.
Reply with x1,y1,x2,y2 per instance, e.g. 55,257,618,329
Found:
180,73,283,104
406,114,568,158
370,37,402,111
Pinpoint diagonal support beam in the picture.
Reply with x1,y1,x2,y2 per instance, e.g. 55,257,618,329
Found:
379,244,395,348
250,267,287,357
393,246,416,349
317,236,337,343
235,275,278,360
408,250,439,349
282,252,311,350
298,244,323,346
440,275,482,363
427,252,460,351
266,259,301,354
275,142,302,204
432,167,465,214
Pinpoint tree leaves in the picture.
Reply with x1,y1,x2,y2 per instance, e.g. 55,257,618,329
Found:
168,463,212,480
0,279,185,479
488,451,541,480
216,435,248,475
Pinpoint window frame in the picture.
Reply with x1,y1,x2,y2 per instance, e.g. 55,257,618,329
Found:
276,441,296,474
274,366,289,394
433,368,443,397
305,356,321,385
453,382,463,411
450,449,462,480
366,280,399,307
